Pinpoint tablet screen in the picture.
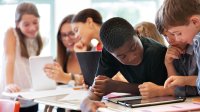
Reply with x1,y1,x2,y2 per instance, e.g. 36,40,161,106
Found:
109,96,185,108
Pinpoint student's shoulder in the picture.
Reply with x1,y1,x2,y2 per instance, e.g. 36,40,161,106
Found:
141,38,167,56
4,27,16,44
101,48,119,61
5,27,16,39
102,48,110,55
141,38,166,51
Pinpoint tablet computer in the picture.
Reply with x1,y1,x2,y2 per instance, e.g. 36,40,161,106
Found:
108,96,185,108
76,51,101,86
29,56,57,91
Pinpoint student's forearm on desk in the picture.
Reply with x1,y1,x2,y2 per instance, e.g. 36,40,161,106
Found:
165,63,177,76
81,91,106,112
185,76,197,86
88,90,103,101
81,91,103,109
158,86,175,96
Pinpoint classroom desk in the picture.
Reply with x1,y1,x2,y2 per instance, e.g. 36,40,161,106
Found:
3,86,200,112
34,89,88,110
2,85,87,110
34,92,200,112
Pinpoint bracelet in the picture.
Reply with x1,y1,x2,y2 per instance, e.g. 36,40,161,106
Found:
71,73,75,80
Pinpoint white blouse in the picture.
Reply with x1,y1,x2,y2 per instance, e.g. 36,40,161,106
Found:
0,28,40,94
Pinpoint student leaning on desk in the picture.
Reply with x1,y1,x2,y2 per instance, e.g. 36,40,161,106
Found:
80,17,168,112
135,4,199,100
0,2,43,112
153,4,199,98
160,0,200,90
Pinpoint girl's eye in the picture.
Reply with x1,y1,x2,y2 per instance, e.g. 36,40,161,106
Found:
24,24,29,27
33,21,38,25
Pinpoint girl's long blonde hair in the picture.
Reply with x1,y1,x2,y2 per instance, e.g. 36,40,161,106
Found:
135,21,166,46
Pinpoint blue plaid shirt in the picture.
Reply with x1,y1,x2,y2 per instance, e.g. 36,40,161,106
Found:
193,32,200,94
173,44,198,97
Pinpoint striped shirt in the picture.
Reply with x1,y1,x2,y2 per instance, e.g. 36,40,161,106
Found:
193,32,200,95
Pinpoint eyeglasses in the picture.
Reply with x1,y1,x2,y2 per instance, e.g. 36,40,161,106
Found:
60,31,75,40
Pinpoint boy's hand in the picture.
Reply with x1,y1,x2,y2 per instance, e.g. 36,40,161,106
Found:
80,98,106,112
91,75,113,96
138,82,161,99
165,46,184,64
164,76,186,88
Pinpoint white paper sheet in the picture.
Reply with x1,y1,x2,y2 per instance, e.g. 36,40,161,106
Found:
59,90,88,101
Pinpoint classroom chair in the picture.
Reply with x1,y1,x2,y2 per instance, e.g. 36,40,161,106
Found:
0,99,20,112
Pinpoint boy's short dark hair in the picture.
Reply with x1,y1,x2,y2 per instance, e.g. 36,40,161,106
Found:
163,0,200,29
100,17,136,52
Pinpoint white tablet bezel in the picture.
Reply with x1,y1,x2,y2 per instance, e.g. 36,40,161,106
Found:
29,56,57,91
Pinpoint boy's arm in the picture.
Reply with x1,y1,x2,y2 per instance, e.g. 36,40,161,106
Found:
81,77,140,112
164,76,197,88
165,46,183,76
138,82,174,99
183,76,197,86
80,90,106,112
81,80,139,112
165,62,177,76
91,75,140,96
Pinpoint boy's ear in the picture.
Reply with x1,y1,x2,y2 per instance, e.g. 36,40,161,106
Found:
190,15,200,27
86,17,94,28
